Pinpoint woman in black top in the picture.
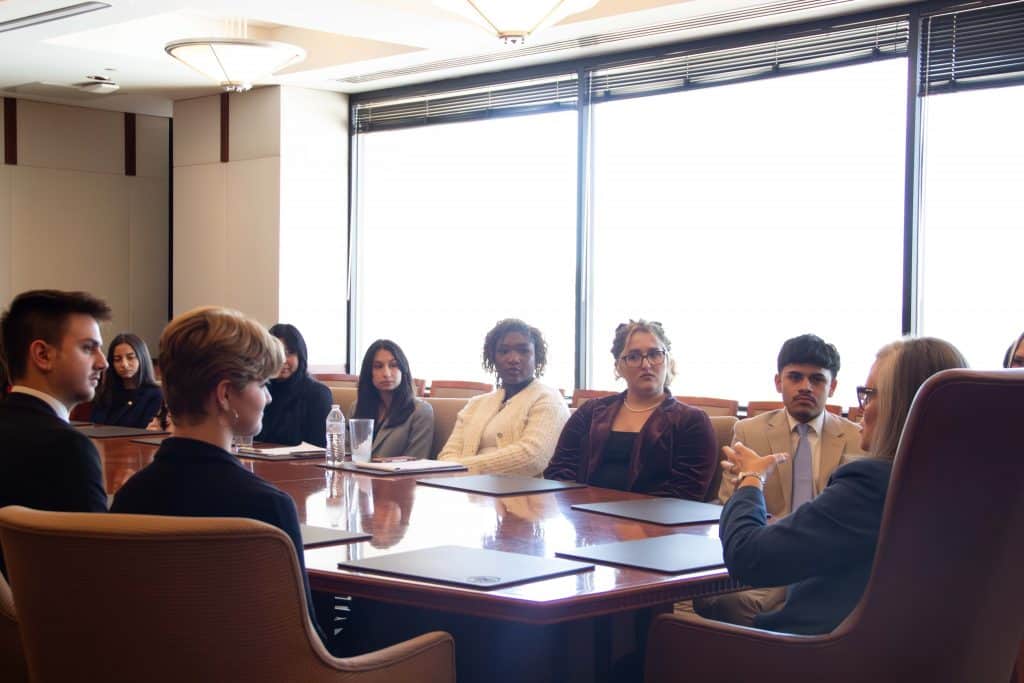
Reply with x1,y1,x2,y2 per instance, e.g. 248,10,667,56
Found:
111,306,325,644
256,324,332,447
91,333,162,428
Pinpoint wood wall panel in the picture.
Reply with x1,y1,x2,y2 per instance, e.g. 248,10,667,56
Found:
18,101,121,174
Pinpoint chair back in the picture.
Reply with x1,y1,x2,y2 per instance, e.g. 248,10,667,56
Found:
846,406,863,423
429,380,493,398
424,397,470,457
676,395,739,417
329,386,358,417
0,508,454,683
706,416,737,502
833,368,1024,679
571,389,616,409
314,373,360,388
746,401,841,418
0,571,28,683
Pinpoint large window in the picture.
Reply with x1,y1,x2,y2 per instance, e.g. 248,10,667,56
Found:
356,113,578,391
918,85,1024,367
589,60,907,403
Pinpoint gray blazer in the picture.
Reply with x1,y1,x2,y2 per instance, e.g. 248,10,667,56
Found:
350,398,435,459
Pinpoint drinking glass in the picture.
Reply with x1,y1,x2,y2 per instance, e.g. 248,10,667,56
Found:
348,419,374,463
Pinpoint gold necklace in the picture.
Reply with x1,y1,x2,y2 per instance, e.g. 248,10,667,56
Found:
622,398,660,412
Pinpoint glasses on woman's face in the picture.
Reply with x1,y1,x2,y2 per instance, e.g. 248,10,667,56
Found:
620,348,667,368
856,386,877,409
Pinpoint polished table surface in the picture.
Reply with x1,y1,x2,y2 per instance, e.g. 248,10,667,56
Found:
94,435,738,626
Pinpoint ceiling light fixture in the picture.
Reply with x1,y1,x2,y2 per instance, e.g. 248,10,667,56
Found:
165,19,305,92
0,2,110,34
436,0,599,44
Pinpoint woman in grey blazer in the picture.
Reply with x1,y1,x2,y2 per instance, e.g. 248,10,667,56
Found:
352,339,434,459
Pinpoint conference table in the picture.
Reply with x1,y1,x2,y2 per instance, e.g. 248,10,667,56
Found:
92,435,740,682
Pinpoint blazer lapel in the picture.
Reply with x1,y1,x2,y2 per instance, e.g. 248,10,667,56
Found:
765,411,793,514
818,413,846,492
373,423,394,451
585,397,618,480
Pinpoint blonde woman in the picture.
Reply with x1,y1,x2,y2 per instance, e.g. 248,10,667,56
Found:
717,337,967,635
111,306,324,642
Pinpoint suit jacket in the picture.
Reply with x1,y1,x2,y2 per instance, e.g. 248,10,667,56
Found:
90,384,163,428
0,393,108,577
110,437,325,643
544,391,717,501
720,457,892,635
437,381,569,475
718,408,864,517
355,399,434,459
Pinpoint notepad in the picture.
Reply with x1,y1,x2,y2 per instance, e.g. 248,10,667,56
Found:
337,545,593,589
76,425,169,439
237,442,326,460
319,460,468,475
416,474,587,496
300,524,370,548
571,498,724,526
556,533,724,574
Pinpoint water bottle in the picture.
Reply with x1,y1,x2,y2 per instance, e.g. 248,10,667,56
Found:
325,404,345,465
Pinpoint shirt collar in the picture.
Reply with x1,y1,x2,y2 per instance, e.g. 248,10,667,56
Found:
785,406,826,436
9,386,71,422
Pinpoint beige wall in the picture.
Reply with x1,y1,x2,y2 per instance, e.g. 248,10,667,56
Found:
0,99,170,353
172,86,348,365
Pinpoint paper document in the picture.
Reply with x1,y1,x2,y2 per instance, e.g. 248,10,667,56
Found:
353,459,467,473
237,442,326,458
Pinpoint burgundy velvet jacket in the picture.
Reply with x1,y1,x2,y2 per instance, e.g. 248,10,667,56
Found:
544,391,717,500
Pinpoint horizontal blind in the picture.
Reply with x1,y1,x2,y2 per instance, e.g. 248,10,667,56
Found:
591,18,908,102
354,74,577,133
921,1,1024,95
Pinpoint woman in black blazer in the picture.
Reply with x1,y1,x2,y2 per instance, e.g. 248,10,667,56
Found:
90,333,162,428
111,306,325,644
256,324,332,447
718,337,967,635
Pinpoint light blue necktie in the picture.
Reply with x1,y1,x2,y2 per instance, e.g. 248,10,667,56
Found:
791,423,814,511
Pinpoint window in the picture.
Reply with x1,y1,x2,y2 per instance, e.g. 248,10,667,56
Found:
589,60,908,402
918,85,1024,367
355,112,578,391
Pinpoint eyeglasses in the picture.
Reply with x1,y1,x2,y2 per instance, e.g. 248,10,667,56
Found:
856,386,877,409
620,348,667,368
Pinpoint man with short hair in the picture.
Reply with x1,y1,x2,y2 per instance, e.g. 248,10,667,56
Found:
0,289,112,576
697,333,863,625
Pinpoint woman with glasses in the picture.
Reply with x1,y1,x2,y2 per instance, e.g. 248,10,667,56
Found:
717,337,966,635
544,319,717,500
1003,331,1024,368
438,318,570,475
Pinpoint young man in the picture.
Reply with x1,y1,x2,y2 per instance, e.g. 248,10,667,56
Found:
0,290,111,576
698,333,863,625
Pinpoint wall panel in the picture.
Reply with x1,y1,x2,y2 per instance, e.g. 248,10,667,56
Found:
10,166,130,335
0,166,11,306
18,101,122,175
225,157,280,325
229,87,281,162
135,115,170,179
129,176,169,348
172,163,227,315
172,95,220,167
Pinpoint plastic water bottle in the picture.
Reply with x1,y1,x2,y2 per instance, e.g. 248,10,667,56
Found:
326,404,345,465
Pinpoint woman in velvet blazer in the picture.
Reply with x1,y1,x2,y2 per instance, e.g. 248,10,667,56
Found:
545,320,716,500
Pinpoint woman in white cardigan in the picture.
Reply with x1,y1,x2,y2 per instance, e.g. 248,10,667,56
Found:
438,319,569,475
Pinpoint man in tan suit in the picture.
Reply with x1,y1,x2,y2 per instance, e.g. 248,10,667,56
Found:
696,333,863,625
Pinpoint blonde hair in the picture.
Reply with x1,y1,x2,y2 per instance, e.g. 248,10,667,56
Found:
159,306,284,423
869,337,967,461
611,319,677,387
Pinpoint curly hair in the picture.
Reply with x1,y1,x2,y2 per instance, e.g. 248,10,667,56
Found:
482,318,548,378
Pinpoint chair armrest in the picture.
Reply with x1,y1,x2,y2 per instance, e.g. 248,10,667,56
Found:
329,631,455,683
645,613,842,683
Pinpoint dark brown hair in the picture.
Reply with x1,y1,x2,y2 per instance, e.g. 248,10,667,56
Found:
0,289,111,381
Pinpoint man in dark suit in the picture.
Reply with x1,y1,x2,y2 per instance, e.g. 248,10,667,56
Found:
0,289,112,576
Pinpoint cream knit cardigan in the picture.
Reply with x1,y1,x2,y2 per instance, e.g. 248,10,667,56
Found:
437,381,570,476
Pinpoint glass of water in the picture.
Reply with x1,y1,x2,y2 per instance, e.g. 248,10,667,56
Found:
348,419,374,463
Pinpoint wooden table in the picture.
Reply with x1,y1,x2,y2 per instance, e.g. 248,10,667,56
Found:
94,436,739,682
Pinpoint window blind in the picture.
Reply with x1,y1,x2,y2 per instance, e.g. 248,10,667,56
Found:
590,17,908,102
354,74,578,133
921,1,1024,95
